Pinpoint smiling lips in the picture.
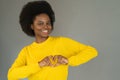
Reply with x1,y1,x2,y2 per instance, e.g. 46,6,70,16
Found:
42,30,49,34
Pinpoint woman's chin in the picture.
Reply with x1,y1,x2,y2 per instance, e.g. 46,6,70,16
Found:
41,35,49,38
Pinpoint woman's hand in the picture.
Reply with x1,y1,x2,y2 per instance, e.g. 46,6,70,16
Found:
38,56,53,67
53,55,68,67
38,55,68,67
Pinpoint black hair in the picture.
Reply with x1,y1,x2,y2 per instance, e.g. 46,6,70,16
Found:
19,0,55,36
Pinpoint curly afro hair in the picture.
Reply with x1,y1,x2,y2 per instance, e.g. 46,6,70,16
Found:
19,0,55,37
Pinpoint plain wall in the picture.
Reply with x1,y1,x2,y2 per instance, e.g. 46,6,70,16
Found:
0,0,120,80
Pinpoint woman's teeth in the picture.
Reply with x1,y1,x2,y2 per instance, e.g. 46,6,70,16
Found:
42,30,48,32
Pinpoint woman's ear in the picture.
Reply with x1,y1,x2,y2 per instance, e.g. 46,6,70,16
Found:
31,24,34,30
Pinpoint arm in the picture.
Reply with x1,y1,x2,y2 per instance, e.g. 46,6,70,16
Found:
7,47,42,80
68,45,98,66
61,37,98,66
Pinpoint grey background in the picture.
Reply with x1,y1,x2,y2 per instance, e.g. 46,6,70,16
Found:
0,0,120,80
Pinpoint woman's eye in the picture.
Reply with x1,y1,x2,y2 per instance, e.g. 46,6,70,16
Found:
47,22,51,26
38,22,44,26
37,21,51,26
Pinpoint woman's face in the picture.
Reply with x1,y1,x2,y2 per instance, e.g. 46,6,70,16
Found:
31,13,52,38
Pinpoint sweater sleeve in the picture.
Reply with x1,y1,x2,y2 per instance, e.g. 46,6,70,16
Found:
7,47,42,80
61,37,98,66
68,45,98,66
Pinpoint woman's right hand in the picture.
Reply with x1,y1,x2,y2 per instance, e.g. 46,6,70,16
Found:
38,56,53,67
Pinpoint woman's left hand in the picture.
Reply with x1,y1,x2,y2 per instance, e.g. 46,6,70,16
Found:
53,55,68,67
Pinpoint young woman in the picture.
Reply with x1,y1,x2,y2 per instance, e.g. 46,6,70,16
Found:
8,1,98,80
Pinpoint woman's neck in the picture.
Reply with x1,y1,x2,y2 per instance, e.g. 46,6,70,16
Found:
35,36,49,43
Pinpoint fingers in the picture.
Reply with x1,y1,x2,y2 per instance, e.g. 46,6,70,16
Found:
38,56,53,67
38,55,68,67
53,55,68,67
57,55,68,65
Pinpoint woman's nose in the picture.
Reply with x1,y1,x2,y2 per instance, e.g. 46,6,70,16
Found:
43,24,49,28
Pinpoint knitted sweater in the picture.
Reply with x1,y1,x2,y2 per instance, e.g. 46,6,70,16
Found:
8,36,98,80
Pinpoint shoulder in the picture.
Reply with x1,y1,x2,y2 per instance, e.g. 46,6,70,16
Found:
50,36,72,41
51,36,79,43
20,42,33,50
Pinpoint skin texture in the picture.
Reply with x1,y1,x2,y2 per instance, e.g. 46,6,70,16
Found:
31,13,68,67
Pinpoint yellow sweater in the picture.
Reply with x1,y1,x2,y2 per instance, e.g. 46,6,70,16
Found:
8,36,98,80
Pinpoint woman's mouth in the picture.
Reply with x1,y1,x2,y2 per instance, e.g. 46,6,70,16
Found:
41,30,49,34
